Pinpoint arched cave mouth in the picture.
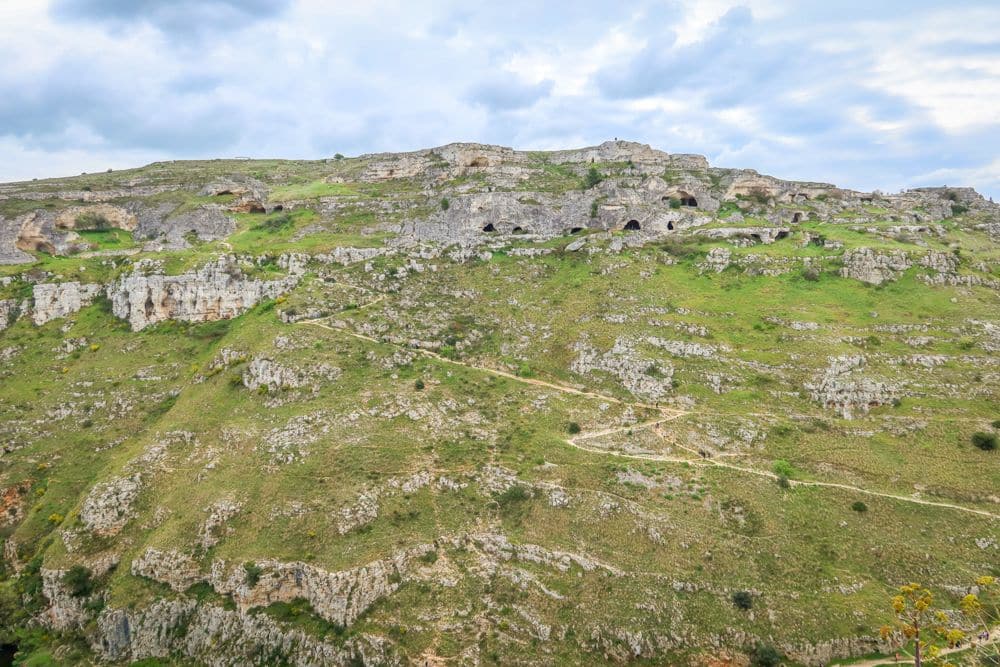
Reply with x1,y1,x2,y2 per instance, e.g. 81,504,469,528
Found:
667,221,674,231
624,219,641,231
680,196,697,207
482,223,497,232
568,227,584,235
511,226,526,235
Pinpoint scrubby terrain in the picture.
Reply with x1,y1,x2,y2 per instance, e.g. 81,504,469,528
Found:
0,140,998,666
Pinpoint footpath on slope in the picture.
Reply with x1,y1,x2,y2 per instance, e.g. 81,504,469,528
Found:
298,316,1000,522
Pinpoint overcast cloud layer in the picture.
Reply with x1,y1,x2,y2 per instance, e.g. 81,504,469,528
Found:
1,0,998,197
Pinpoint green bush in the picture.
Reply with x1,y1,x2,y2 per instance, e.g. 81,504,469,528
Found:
801,266,820,281
776,474,791,489
252,213,294,233
496,485,532,509
440,197,450,211
567,422,581,435
668,197,682,209
772,459,795,478
584,166,603,189
851,501,868,513
991,419,1000,429
750,643,783,667
731,590,752,610
63,565,94,598
244,562,264,587
972,432,997,451
414,379,425,391
419,550,438,565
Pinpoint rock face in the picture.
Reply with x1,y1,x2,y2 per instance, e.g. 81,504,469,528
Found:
0,298,20,330
79,474,143,536
32,281,103,325
109,256,298,331
94,599,383,666
840,248,912,285
210,546,432,628
131,547,202,592
806,355,898,419
571,338,673,400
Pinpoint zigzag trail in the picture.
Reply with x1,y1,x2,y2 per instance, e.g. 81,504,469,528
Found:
298,317,1000,522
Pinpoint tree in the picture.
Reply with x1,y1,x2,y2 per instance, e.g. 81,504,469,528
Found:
880,583,940,667
62,565,94,598
879,576,1000,667
584,166,603,189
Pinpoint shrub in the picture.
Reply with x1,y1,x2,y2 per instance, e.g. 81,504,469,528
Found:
972,432,997,451
440,197,449,211
669,197,682,209
419,550,438,565
772,459,795,478
252,213,294,233
334,153,345,160
991,419,1000,429
750,643,783,667
244,562,264,587
567,422,581,435
414,379,425,391
776,474,791,490
584,166,603,189
801,266,820,282
590,200,599,218
951,204,968,216
63,565,94,598
851,501,868,513
495,485,532,509
732,590,752,610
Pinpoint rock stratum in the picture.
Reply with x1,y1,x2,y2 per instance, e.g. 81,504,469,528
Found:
0,141,998,666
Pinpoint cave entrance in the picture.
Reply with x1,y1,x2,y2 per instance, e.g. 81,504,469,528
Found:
511,226,526,234
0,644,16,667
680,197,697,207
775,230,789,240
791,212,802,223
667,221,674,231
482,223,496,232
624,220,641,231
569,227,584,234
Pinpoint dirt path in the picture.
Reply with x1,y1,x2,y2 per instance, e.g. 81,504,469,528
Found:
297,317,1000,522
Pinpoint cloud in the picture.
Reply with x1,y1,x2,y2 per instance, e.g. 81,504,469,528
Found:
466,75,554,111
0,0,997,198
50,0,291,37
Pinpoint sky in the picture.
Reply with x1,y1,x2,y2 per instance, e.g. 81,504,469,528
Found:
1,1,999,198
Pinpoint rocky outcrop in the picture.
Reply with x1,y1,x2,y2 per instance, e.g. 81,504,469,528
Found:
696,226,791,245
840,248,911,285
109,256,299,331
699,247,732,273
32,281,103,324
79,474,143,536
571,338,673,400
0,298,20,330
95,599,388,666
210,546,433,627
805,355,899,419
138,207,236,246
131,547,202,592
200,175,269,213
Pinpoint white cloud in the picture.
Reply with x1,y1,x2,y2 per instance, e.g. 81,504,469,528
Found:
0,0,997,198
